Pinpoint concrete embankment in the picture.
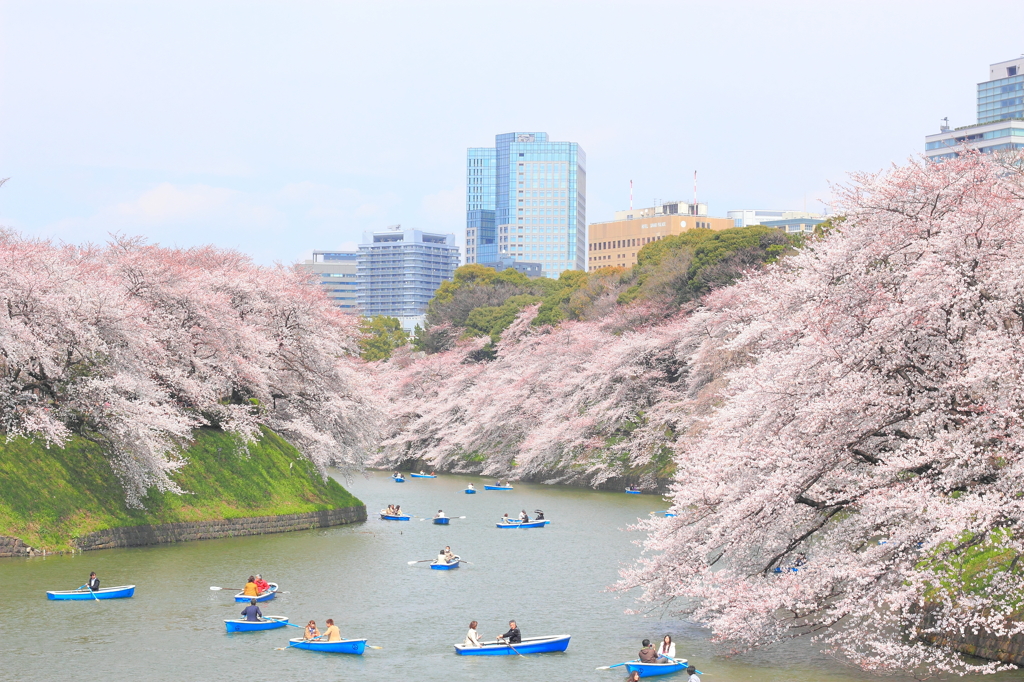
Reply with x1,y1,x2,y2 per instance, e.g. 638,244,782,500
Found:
1,506,366,557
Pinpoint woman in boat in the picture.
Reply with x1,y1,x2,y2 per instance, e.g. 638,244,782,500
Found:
436,548,447,564
501,513,512,524
393,471,400,479
395,505,402,515
658,634,676,660
435,509,446,519
419,470,426,475
534,509,545,520
463,620,482,647
87,572,100,592
242,576,259,597
254,574,270,594
430,471,436,476
304,620,320,640
519,509,529,522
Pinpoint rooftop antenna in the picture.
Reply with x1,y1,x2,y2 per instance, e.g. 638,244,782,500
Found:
630,179,633,211
693,170,697,215
940,117,950,132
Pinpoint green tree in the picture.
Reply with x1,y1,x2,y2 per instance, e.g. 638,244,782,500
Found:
357,316,408,361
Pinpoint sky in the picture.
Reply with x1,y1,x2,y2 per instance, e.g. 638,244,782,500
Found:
0,0,1019,266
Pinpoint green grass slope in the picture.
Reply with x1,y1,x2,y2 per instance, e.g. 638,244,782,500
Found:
0,426,362,551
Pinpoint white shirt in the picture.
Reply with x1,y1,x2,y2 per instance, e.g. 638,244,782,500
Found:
437,553,447,563
436,511,446,518
659,641,676,658
688,675,700,682
464,628,481,647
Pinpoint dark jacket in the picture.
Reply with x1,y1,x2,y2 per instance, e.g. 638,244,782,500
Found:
240,604,263,622
639,646,659,663
87,578,100,591
501,626,522,644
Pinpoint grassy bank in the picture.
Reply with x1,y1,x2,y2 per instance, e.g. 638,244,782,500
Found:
0,426,362,551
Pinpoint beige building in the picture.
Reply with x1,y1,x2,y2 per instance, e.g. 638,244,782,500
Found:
587,201,734,272
297,250,358,310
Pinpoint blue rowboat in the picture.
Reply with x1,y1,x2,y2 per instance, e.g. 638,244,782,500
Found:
464,488,477,494
484,485,513,490
234,582,278,603
287,637,367,654
431,557,460,570
380,512,411,521
454,634,570,655
410,473,436,478
225,616,289,632
651,510,677,518
393,477,405,483
432,517,451,525
624,658,689,677
46,585,135,600
495,519,549,529
625,488,641,494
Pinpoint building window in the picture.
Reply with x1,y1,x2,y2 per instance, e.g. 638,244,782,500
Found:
1010,66,1019,77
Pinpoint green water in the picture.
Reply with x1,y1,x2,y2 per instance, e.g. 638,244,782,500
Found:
1,471,1021,681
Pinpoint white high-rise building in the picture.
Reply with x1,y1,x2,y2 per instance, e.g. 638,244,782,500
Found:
926,57,1024,161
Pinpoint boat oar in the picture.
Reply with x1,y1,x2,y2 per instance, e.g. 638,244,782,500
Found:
210,586,243,591
407,559,435,565
274,640,307,650
504,640,526,658
595,661,630,670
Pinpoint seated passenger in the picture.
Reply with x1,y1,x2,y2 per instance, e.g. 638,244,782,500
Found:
436,548,447,564
534,510,545,520
464,620,482,647
254,574,270,594
435,509,446,519
519,509,529,522
242,576,259,597
444,546,456,563
467,483,475,490
304,620,320,640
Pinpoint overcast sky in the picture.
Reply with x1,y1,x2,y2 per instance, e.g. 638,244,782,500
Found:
0,1,1018,265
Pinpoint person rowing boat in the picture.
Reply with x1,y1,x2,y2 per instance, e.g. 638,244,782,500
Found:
435,509,446,519
496,620,521,644
518,509,529,522
87,572,100,592
241,598,263,621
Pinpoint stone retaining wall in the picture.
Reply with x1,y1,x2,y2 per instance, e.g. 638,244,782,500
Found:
920,607,1024,665
0,505,366,557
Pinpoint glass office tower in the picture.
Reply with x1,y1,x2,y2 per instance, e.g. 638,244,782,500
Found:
466,132,586,278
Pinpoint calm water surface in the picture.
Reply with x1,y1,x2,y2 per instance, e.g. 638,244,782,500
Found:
2,471,1022,682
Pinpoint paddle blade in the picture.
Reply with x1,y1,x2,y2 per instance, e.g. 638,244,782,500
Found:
367,645,383,649
209,586,221,590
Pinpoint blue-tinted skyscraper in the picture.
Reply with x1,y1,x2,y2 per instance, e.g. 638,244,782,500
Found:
465,132,586,278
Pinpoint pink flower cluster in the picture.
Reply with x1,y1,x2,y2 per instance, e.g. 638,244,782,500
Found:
0,233,379,505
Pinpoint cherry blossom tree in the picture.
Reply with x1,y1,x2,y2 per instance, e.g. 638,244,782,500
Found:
617,152,1024,675
374,301,686,485
0,233,380,505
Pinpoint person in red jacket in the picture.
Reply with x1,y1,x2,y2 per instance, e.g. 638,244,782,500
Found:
254,575,270,594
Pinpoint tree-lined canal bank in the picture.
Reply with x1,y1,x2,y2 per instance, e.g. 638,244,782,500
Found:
3,471,1022,681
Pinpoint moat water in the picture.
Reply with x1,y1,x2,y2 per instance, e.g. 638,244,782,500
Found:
2,471,1022,681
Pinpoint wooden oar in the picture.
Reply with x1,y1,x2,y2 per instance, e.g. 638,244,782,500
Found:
503,639,526,658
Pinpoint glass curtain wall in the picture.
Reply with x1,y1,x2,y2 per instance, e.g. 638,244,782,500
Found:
467,132,586,279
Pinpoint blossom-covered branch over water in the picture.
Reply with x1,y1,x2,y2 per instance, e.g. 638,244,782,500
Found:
0,234,380,505
616,153,1024,674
